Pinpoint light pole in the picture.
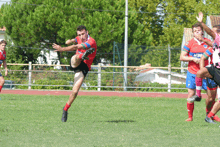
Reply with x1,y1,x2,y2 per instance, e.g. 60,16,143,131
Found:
124,0,128,91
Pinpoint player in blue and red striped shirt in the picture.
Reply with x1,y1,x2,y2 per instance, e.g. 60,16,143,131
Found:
189,12,220,124
180,22,217,121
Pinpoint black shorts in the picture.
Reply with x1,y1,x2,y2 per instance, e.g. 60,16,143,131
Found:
70,61,89,77
206,64,220,86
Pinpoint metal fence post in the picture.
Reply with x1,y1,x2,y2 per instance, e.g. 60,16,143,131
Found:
113,41,115,91
98,63,101,91
168,45,171,92
28,62,32,90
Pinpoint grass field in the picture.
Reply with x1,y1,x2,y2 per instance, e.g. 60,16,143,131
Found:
0,94,220,147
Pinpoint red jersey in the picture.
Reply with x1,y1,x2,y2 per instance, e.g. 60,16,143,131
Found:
75,35,97,71
183,38,210,74
0,50,6,67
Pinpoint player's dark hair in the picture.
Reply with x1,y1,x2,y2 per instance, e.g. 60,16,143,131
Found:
192,22,203,32
213,25,220,33
213,25,220,28
0,40,7,45
77,25,87,31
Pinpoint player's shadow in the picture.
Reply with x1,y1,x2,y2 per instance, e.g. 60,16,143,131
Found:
105,120,135,123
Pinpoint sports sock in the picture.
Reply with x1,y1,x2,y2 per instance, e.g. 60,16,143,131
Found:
195,77,202,97
207,111,215,118
63,103,71,111
0,85,3,92
187,102,194,118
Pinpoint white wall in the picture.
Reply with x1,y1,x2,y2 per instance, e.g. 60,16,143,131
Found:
37,49,61,69
135,69,186,84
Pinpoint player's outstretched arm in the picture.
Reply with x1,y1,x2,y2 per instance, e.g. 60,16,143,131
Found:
52,43,85,52
65,39,76,45
197,12,216,39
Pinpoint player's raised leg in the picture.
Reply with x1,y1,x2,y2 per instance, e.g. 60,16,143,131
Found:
70,55,82,69
188,67,212,102
81,48,95,60
70,48,95,68
187,77,203,102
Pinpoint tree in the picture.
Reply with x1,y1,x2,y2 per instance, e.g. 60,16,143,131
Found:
129,0,163,45
160,0,220,47
0,0,153,65
128,0,220,68
128,0,220,47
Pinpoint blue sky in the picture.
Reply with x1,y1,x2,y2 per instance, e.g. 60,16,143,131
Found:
0,0,10,7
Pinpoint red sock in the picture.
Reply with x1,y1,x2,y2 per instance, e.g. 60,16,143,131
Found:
195,77,202,97
187,102,194,118
207,112,215,118
63,103,71,111
0,86,2,92
78,53,83,60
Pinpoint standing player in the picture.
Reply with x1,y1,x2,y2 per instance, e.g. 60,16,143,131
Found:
188,24,220,122
188,12,220,123
180,22,214,121
0,40,8,93
52,25,97,122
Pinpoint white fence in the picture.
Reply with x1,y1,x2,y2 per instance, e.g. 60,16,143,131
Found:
3,62,188,92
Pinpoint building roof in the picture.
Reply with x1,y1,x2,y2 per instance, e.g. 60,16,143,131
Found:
209,15,220,27
205,15,220,40
0,27,6,31
183,28,193,43
181,28,193,53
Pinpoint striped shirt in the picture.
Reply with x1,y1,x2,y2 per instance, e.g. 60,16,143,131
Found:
75,35,97,71
183,37,210,74
0,50,6,67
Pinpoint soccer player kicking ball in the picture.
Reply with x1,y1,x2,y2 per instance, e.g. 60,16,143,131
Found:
188,12,220,124
0,40,8,93
52,25,97,122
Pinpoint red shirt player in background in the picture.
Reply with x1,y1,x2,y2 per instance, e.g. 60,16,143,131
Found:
52,25,97,122
188,12,220,124
180,22,217,122
0,40,8,93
